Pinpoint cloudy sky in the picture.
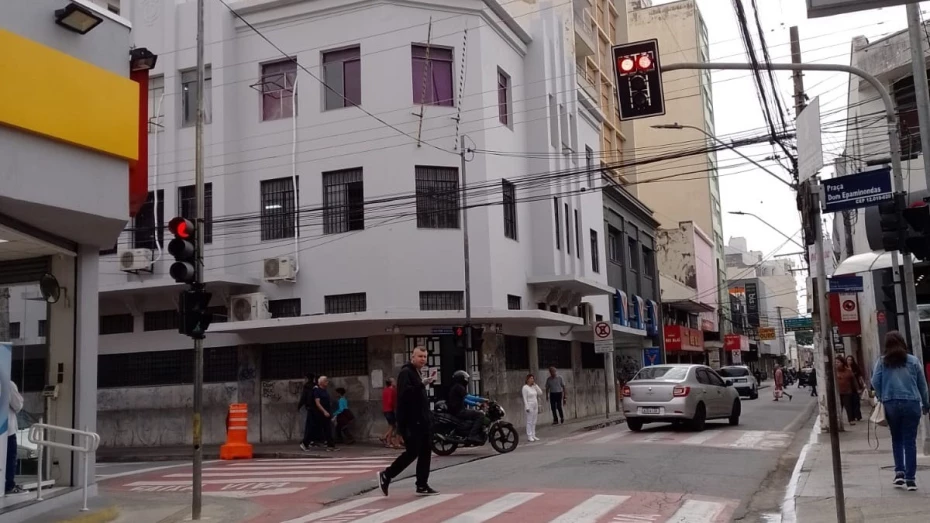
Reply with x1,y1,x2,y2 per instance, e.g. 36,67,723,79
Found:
650,0,930,310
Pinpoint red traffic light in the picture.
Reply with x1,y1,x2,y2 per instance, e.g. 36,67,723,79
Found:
618,56,635,74
636,54,653,71
169,217,194,239
454,326,465,337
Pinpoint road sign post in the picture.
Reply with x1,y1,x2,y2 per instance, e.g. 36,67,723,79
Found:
593,321,613,420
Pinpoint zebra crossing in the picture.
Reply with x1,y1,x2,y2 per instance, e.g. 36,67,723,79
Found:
530,426,792,451
279,489,735,523
111,457,396,499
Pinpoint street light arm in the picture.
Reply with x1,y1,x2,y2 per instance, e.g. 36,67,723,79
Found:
729,211,805,249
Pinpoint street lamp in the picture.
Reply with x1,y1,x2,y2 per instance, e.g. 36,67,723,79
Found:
130,48,158,72
728,211,805,249
54,2,103,35
652,123,796,189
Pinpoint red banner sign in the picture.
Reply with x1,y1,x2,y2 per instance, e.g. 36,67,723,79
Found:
724,334,749,352
664,325,704,352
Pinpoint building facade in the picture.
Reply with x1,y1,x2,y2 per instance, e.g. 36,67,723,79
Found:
0,0,139,518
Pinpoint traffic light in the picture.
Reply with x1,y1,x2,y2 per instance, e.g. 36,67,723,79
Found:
469,326,484,352
880,268,898,331
453,325,467,349
878,193,906,252
168,217,197,283
179,284,212,339
903,202,930,260
612,39,665,121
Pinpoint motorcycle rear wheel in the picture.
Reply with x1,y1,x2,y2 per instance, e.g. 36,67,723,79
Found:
488,423,519,453
431,435,458,456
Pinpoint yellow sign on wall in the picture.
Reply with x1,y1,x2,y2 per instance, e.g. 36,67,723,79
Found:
0,30,138,160
758,327,777,341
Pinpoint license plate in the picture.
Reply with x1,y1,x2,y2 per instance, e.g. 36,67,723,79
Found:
641,407,661,415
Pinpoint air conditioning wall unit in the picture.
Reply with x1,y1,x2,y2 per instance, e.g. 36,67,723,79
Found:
579,302,595,325
118,248,153,271
229,293,270,322
263,255,296,282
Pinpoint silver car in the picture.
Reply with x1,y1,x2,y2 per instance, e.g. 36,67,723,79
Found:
621,364,741,431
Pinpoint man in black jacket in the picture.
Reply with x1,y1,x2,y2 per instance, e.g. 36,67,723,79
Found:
378,346,438,496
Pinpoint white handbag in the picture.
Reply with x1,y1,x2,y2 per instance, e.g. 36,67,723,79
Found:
870,401,887,427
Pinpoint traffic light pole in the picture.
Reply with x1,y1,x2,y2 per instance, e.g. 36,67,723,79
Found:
192,0,205,518
460,135,477,396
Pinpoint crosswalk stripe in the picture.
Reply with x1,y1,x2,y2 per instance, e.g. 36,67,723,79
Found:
681,432,719,445
280,497,380,523
442,492,542,522
225,464,384,470
204,468,373,474
168,471,363,478
126,478,339,486
665,500,725,523
351,494,460,523
252,458,392,462
590,431,629,444
549,494,630,522
545,430,602,446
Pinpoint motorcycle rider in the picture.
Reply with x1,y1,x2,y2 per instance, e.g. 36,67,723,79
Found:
448,370,488,444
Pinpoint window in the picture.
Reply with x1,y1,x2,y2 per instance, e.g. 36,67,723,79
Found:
581,342,605,369
585,146,594,186
178,183,213,244
643,247,655,279
269,298,301,318
98,347,238,388
498,68,510,125
419,291,464,311
411,45,454,106
261,339,368,379
628,237,640,273
325,293,367,314
134,190,164,250
260,59,298,121
100,314,134,335
415,166,459,229
9,322,20,339
322,47,361,110
260,177,298,241
12,358,44,392
504,335,530,370
323,168,364,234
181,66,212,127
538,338,572,369
502,180,517,240
507,294,522,310
564,203,571,255
144,310,179,332
717,367,750,378
608,227,623,263
554,198,561,250
37,320,47,337
148,75,165,133
549,95,558,148
591,229,600,273
574,210,581,258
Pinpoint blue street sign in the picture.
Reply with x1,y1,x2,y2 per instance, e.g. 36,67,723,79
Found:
822,167,893,213
829,275,864,293
643,347,662,367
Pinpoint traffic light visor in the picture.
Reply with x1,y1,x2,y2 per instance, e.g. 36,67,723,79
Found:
169,217,194,239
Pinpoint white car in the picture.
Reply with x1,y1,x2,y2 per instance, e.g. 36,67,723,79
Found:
717,366,759,399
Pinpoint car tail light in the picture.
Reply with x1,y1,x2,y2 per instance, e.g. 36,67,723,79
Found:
673,386,690,397
622,385,631,397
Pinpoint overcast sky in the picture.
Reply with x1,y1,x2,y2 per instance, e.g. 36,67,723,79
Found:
650,0,930,312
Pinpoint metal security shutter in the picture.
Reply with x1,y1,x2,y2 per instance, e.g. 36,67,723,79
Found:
0,257,51,285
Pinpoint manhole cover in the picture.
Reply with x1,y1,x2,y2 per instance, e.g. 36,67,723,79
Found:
882,465,930,471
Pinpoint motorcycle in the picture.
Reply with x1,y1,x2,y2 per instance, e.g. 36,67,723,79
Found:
430,399,519,456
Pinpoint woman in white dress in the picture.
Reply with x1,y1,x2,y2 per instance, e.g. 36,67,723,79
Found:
522,374,544,442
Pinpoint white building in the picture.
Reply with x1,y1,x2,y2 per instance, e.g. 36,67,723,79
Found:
86,0,625,447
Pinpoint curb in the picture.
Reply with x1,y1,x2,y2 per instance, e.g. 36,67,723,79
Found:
56,506,119,523
579,417,626,432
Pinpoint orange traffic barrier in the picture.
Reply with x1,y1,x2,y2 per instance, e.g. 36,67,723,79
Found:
220,403,253,460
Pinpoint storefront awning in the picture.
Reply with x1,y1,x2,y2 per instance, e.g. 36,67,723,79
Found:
526,274,615,296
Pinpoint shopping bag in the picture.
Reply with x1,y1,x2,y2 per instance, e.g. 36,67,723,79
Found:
870,401,887,427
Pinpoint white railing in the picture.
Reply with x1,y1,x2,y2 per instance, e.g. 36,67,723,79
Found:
27,421,100,511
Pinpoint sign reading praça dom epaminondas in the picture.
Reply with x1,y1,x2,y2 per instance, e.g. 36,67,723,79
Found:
822,167,893,213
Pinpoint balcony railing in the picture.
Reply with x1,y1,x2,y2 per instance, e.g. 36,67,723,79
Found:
576,66,598,102
573,1,596,57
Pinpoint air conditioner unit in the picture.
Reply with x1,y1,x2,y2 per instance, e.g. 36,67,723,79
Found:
117,248,153,271
579,302,595,325
229,293,270,322
263,255,296,282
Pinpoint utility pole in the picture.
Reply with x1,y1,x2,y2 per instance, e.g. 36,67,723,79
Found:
192,0,205,518
460,135,477,395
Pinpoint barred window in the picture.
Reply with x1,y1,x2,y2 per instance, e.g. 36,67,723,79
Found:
9,322,20,339
100,314,134,335
419,291,463,311
134,190,164,250
98,347,238,388
325,293,367,314
261,177,298,241
581,342,605,369
208,305,228,323
269,298,301,318
144,310,179,332
323,168,364,234
37,320,47,337
179,183,213,244
12,358,45,392
415,166,459,229
507,294,522,310
504,335,530,370
261,338,368,379
502,180,517,240
538,338,571,369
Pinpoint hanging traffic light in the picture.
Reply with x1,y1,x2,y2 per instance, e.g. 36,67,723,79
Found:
168,217,197,284
903,202,930,260
878,193,906,253
453,325,466,349
612,39,665,121
179,284,212,339
469,326,484,352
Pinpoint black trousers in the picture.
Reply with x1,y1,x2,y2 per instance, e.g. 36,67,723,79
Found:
841,393,860,422
384,427,431,488
457,409,484,439
550,392,564,423
316,413,335,447
301,411,318,446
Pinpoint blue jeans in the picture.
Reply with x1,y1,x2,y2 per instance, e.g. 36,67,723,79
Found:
5,434,16,492
884,400,922,481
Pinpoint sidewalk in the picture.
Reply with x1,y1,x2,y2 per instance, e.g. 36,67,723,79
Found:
96,411,625,462
793,413,930,522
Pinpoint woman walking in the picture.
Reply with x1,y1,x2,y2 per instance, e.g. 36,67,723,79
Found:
846,355,866,421
522,374,544,442
835,356,858,425
871,331,930,491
